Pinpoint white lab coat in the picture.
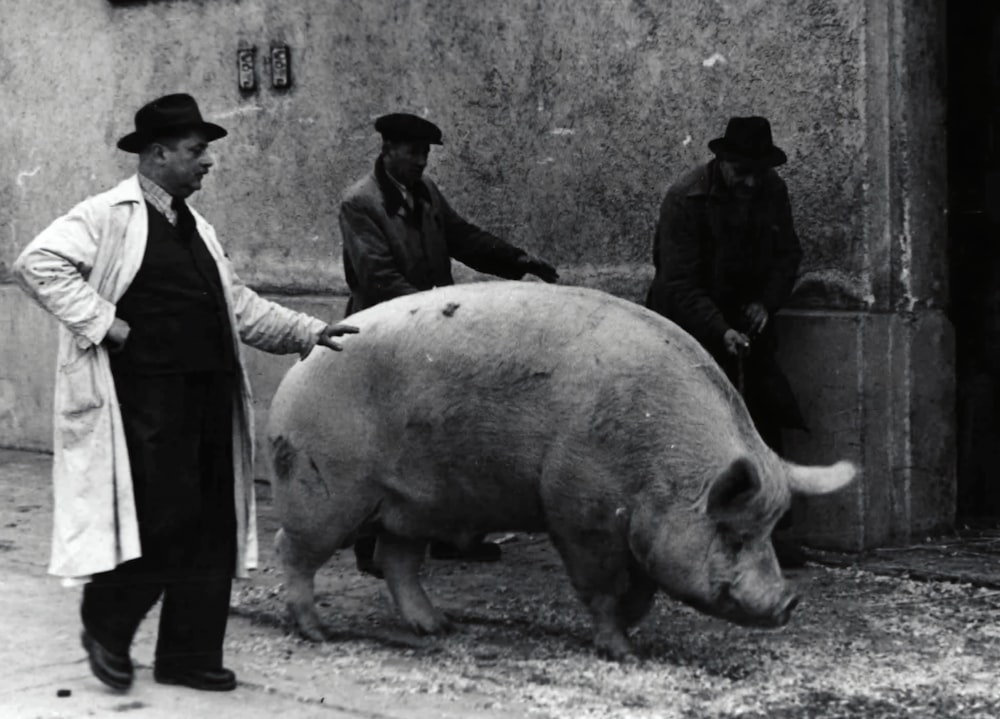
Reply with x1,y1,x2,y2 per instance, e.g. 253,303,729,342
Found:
14,175,326,580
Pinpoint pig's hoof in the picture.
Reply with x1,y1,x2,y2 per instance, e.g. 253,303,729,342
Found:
594,633,636,663
288,607,330,642
404,608,453,636
301,624,331,643
295,621,329,643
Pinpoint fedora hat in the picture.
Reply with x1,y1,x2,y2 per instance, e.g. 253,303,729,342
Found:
117,93,227,153
374,113,443,145
708,116,787,167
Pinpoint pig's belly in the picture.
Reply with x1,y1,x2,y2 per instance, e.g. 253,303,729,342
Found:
369,457,550,537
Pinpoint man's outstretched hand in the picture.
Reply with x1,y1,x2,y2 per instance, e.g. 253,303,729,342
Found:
742,301,769,337
519,254,559,284
316,322,360,352
723,328,751,357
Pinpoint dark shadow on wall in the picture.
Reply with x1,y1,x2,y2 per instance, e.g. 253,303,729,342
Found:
949,1,1000,521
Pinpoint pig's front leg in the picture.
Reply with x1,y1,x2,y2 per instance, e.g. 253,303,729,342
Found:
550,532,641,660
589,565,657,660
587,593,637,661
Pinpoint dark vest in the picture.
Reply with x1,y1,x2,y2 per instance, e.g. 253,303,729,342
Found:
111,202,235,374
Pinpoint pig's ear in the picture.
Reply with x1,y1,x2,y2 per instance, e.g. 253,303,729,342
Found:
706,457,761,519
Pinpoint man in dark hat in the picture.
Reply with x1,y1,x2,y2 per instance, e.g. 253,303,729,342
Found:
339,112,558,571
644,116,807,565
14,93,359,693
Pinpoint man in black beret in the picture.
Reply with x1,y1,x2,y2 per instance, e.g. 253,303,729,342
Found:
644,116,807,566
340,112,558,572
14,93,358,693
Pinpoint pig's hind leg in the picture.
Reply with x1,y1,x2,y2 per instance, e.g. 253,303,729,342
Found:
275,527,342,641
377,531,452,635
271,436,369,641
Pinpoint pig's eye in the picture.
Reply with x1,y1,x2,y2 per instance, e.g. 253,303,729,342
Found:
720,527,749,554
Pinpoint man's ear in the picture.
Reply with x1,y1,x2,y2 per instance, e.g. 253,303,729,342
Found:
706,457,761,521
146,142,169,164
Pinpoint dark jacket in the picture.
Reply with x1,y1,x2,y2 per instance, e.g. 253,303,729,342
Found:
339,157,529,315
645,160,806,433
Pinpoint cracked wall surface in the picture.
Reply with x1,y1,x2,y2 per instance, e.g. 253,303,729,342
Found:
0,0,953,548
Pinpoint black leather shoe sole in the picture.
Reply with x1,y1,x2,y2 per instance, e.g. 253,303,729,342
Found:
81,630,133,692
154,667,237,692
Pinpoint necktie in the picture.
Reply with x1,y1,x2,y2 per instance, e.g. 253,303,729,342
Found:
171,196,195,240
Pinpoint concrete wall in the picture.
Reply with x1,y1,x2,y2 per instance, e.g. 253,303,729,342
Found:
0,0,952,549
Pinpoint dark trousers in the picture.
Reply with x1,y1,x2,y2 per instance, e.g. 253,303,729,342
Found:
81,371,236,670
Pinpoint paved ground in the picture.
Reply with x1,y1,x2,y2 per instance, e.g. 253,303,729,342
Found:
2,448,1000,719
0,450,532,719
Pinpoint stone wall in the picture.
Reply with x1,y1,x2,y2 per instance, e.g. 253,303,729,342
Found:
0,0,952,549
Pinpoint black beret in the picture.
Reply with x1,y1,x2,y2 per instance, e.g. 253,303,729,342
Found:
374,113,443,145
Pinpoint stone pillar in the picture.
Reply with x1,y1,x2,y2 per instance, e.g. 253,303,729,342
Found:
782,0,954,550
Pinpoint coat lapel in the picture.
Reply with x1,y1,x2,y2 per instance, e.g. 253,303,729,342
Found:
90,175,148,304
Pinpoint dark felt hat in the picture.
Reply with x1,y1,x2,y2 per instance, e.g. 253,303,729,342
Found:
117,93,228,153
708,116,787,167
374,113,443,145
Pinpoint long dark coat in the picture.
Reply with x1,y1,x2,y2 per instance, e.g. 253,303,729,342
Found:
645,160,807,437
339,157,529,315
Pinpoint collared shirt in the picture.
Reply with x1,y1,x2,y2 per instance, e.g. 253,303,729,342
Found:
138,174,178,225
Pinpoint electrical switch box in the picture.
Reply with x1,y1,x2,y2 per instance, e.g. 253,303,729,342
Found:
271,45,291,89
237,47,256,92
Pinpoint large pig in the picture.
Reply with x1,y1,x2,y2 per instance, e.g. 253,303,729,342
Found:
266,282,856,659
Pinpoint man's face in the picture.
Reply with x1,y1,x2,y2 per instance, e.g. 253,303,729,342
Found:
156,129,214,198
383,140,430,188
718,159,767,199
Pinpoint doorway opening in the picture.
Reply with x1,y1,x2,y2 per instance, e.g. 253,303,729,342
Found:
949,2,1000,523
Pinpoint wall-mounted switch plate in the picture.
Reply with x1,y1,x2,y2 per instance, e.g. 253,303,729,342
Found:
237,47,257,92
271,45,291,89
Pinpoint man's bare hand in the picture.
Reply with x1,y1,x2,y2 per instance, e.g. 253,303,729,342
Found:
723,328,751,357
316,322,360,352
103,317,131,354
743,301,768,336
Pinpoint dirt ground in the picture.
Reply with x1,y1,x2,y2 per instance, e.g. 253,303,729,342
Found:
2,448,1000,718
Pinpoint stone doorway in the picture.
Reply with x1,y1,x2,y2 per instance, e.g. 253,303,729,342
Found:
950,2,1000,522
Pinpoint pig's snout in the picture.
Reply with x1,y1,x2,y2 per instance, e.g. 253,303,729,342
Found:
717,585,801,628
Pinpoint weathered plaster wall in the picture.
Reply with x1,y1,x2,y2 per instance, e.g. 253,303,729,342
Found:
0,0,953,548
1,0,869,297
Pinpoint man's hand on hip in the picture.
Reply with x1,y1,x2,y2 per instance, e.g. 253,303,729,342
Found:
518,254,559,283
103,317,131,354
316,322,360,352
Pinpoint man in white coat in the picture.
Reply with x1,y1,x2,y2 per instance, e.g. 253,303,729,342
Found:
13,93,358,693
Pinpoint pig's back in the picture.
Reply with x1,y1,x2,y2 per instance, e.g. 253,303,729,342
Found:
268,282,753,497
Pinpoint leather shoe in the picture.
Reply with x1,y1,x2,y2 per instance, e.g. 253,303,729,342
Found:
153,666,237,692
429,540,501,562
81,630,133,691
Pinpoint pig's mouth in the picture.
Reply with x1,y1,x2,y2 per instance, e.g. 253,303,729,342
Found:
702,584,800,628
